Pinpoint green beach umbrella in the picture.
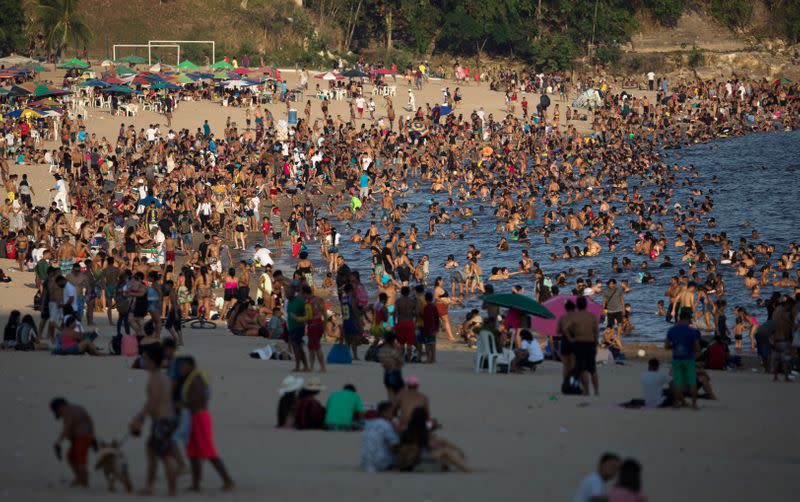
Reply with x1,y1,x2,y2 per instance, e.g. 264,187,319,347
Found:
213,71,229,79
480,293,555,319
211,60,234,70
0,87,10,95
117,55,146,64
23,63,47,72
115,65,136,76
177,60,199,70
58,57,89,69
105,85,136,94
176,74,195,84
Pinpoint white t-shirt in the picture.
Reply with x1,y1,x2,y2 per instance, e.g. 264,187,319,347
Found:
641,371,670,408
355,97,365,109
146,127,157,142
647,71,655,81
253,248,273,266
574,472,606,502
62,282,78,312
521,339,544,363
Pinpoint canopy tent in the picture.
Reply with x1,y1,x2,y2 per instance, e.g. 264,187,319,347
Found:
211,60,234,70
58,57,89,69
572,88,603,109
314,71,344,81
529,295,603,338
176,60,199,70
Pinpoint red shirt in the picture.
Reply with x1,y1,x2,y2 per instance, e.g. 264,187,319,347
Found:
423,303,440,336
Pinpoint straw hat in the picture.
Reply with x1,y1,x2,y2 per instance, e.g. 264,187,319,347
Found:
278,375,304,396
302,376,326,392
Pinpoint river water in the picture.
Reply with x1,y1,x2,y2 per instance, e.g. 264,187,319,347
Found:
262,129,800,343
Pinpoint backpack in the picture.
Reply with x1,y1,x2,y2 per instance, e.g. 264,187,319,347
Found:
561,371,583,395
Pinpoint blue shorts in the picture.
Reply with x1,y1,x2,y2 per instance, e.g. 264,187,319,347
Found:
288,327,304,345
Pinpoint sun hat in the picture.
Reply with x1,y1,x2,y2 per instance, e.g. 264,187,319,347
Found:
302,376,326,392
278,375,304,396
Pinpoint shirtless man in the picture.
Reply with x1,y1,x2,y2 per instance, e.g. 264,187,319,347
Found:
51,397,95,487
394,375,430,431
378,274,399,329
100,257,121,325
130,344,178,496
178,357,234,492
57,237,76,274
567,296,600,396
671,281,697,321
394,286,418,360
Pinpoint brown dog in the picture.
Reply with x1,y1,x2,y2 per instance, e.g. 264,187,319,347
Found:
94,439,132,493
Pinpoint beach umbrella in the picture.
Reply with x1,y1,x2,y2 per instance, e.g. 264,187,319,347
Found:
28,98,61,108
175,74,195,84
8,84,32,96
77,78,111,88
115,65,136,76
223,79,254,89
230,67,252,75
177,60,199,70
103,85,136,94
103,76,125,85
189,71,213,80
58,57,89,69
529,295,603,338
20,108,43,118
212,71,230,80
117,55,147,64
100,60,113,67
33,84,69,97
211,60,234,70
314,71,343,81
0,54,38,66
0,87,10,95
23,63,46,73
439,105,453,116
409,118,429,137
370,68,396,75
481,293,555,319
341,68,367,78
151,81,180,90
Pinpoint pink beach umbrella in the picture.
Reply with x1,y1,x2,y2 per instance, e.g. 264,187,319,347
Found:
530,295,603,338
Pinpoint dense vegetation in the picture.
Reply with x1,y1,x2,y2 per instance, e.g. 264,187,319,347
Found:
1,1,799,69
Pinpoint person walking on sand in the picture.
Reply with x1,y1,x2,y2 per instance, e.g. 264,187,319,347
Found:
178,356,235,492
51,397,96,488
130,344,179,496
665,310,701,409
287,287,311,372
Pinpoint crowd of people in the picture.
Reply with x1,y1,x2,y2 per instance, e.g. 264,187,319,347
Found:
2,54,800,493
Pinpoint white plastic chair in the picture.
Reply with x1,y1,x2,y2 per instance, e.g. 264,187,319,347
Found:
475,329,501,373
388,85,397,96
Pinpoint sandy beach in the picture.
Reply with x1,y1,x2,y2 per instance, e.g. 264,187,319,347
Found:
1,67,798,502
0,322,798,501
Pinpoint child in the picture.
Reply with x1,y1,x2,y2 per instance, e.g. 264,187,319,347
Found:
322,272,335,290
268,307,287,341
51,397,96,487
657,300,666,317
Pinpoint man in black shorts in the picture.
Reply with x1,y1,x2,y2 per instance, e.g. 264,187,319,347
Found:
602,279,624,341
571,296,600,396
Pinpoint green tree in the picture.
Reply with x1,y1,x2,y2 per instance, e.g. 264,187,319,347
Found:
34,0,92,59
708,0,752,30
0,0,25,55
642,0,688,27
766,0,800,42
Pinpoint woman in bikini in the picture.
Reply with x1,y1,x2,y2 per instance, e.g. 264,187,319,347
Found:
195,266,213,320
433,277,456,341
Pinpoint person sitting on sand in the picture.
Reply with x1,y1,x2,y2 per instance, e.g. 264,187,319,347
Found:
574,453,621,502
394,375,430,431
608,458,647,502
54,316,100,356
16,314,49,351
640,358,671,408
277,376,304,428
324,384,364,431
228,299,266,337
395,407,469,472
294,377,326,430
511,329,544,373
360,401,399,472
51,397,96,487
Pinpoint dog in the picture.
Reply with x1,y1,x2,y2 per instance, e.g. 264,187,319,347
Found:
94,439,132,493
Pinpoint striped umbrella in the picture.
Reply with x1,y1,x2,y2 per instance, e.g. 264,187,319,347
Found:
409,118,429,137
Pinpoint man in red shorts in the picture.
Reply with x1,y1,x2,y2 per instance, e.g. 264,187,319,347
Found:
394,286,418,361
51,397,95,487
178,357,235,492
